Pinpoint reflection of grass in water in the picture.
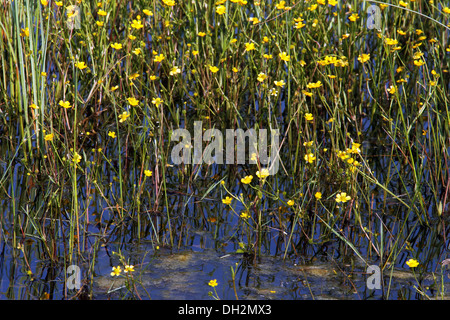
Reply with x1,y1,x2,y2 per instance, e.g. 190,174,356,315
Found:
1,0,450,299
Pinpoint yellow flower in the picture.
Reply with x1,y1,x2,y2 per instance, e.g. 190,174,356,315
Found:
111,266,122,276
41,0,48,6
143,9,153,16
245,42,255,51
98,9,107,16
406,258,419,268
208,279,218,287
232,67,239,73
274,80,285,87
131,19,144,29
414,59,425,67
328,0,338,6
144,170,153,177
132,48,142,55
75,61,87,70
30,103,39,110
118,111,130,123
169,66,181,75
198,32,206,37
349,13,359,21
287,200,294,206
275,1,286,10
127,97,139,106
55,1,63,6
96,21,104,27
124,265,135,273
240,211,250,219
385,38,398,46
162,0,176,6
222,196,233,205
304,153,316,163
155,53,165,62
216,5,226,14
315,192,322,200
44,133,54,141
73,152,82,164
256,168,270,179
335,192,351,203
257,73,267,82
111,42,123,50
399,1,408,7
108,131,116,138
357,53,370,63
443,7,450,14
209,66,219,73
59,100,71,109
306,81,322,89
241,175,253,184
20,27,29,37
279,52,290,62
305,113,314,121
388,85,397,94
152,97,163,106
263,54,273,59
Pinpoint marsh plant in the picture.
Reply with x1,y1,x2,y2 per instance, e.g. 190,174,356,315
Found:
1,0,450,299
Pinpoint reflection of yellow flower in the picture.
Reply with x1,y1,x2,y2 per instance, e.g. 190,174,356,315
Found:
406,258,419,268
222,196,233,205
241,175,253,184
335,192,351,203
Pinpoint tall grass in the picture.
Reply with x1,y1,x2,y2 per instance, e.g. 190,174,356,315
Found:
0,0,450,299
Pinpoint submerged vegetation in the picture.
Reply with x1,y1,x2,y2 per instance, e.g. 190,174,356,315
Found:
1,0,450,299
